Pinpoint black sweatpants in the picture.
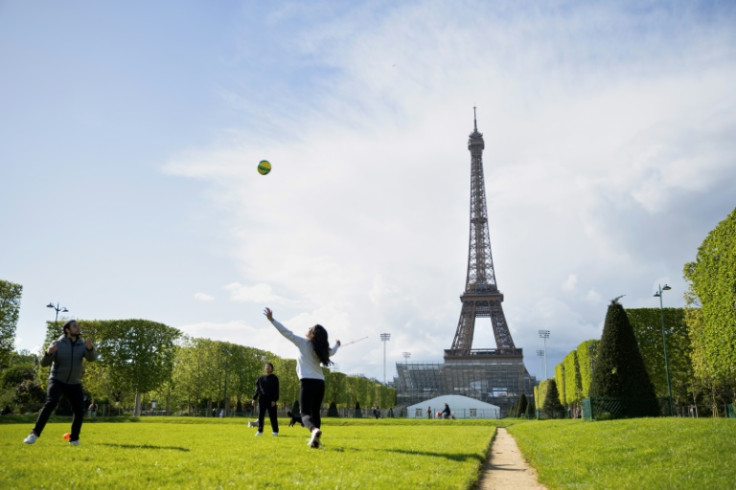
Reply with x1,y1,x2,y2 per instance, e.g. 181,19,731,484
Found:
257,399,279,433
32,379,85,442
299,378,325,432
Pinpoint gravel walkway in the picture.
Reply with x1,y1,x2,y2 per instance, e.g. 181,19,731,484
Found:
477,427,547,489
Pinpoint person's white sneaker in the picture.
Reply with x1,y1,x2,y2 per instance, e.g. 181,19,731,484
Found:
23,433,38,444
272,432,278,437
255,431,263,437
69,440,81,446
308,428,321,448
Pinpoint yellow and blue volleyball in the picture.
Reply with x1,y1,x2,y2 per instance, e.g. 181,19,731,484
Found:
257,160,272,175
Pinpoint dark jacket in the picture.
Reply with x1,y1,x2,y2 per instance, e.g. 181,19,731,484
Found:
253,374,279,403
40,335,98,385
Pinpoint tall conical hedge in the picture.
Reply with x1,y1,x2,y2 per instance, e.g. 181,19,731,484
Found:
542,379,565,418
589,299,659,417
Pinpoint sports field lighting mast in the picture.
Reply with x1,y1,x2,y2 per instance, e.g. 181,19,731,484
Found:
46,302,68,327
538,330,550,379
654,284,673,416
380,333,391,384
536,349,545,379
402,352,411,364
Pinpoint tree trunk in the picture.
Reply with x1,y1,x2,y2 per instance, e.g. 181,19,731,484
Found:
134,391,142,416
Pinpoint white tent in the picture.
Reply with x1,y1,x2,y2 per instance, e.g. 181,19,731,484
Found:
406,394,500,419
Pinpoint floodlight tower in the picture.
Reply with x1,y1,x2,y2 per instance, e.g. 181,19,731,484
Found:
536,349,545,379
380,333,391,384
538,330,550,379
402,352,411,364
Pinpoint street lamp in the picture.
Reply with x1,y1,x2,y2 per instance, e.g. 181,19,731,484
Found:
46,302,68,327
654,284,673,416
538,330,550,379
380,333,391,384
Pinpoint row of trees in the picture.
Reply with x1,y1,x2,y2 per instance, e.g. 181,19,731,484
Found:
0,306,396,416
537,207,736,418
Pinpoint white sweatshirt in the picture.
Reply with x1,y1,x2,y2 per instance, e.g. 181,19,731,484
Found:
270,318,339,380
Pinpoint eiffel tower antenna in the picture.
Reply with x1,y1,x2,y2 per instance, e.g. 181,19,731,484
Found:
446,109,517,358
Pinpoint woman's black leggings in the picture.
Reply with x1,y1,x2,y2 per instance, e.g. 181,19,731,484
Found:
299,378,325,432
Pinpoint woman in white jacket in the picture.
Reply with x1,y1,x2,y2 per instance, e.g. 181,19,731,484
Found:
264,308,340,448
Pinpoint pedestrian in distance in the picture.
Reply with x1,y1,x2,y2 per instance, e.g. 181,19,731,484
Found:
252,362,280,436
88,400,98,418
263,307,340,448
23,320,97,446
442,402,451,419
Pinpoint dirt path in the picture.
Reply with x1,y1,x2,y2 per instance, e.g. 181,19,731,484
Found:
477,427,547,489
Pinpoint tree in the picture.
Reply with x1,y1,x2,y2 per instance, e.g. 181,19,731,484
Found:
542,379,564,419
684,206,736,408
589,299,658,417
517,393,528,418
78,319,181,416
327,401,339,417
577,340,598,398
562,351,583,415
524,398,535,419
0,279,22,369
626,308,693,405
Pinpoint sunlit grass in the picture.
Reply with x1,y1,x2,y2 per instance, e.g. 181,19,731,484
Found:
1,417,497,489
507,417,736,489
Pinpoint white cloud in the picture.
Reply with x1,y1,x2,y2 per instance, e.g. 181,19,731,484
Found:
224,282,289,305
194,292,215,302
562,274,578,293
162,2,736,380
8,1,735,382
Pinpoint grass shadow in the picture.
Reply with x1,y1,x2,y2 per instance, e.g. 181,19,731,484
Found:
98,442,190,452
387,448,484,463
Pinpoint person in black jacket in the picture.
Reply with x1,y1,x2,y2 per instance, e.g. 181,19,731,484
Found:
23,320,97,445
252,362,279,436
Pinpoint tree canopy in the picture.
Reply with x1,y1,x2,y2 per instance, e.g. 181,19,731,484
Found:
683,206,736,397
0,280,22,369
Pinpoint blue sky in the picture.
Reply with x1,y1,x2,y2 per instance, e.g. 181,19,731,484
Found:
2,1,735,383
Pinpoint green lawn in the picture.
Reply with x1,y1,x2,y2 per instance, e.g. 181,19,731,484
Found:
0,417,496,489
2,416,734,489
507,417,736,489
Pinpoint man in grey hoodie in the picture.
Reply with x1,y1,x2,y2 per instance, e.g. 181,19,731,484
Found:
23,320,97,445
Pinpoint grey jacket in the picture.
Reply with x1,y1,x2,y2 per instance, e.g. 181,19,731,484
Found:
40,335,98,385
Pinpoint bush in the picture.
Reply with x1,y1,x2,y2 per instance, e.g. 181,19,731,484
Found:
589,300,658,417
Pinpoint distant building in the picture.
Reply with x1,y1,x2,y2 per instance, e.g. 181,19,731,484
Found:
407,394,500,419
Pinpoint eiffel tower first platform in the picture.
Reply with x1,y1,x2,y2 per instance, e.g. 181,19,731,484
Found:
395,110,535,414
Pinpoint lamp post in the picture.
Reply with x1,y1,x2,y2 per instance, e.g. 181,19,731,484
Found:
654,284,673,416
380,333,391,384
46,302,68,327
538,330,550,380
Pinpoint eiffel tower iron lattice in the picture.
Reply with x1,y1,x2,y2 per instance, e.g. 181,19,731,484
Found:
446,109,519,359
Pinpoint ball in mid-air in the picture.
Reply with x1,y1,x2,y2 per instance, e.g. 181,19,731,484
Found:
63,432,71,440
257,160,272,175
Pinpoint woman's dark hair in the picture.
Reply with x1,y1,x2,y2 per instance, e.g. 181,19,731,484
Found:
306,324,332,366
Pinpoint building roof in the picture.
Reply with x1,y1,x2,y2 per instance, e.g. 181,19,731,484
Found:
407,394,500,411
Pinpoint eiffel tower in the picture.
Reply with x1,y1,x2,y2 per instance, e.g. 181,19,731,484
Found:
444,110,519,361
445,109,519,359
394,110,533,412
